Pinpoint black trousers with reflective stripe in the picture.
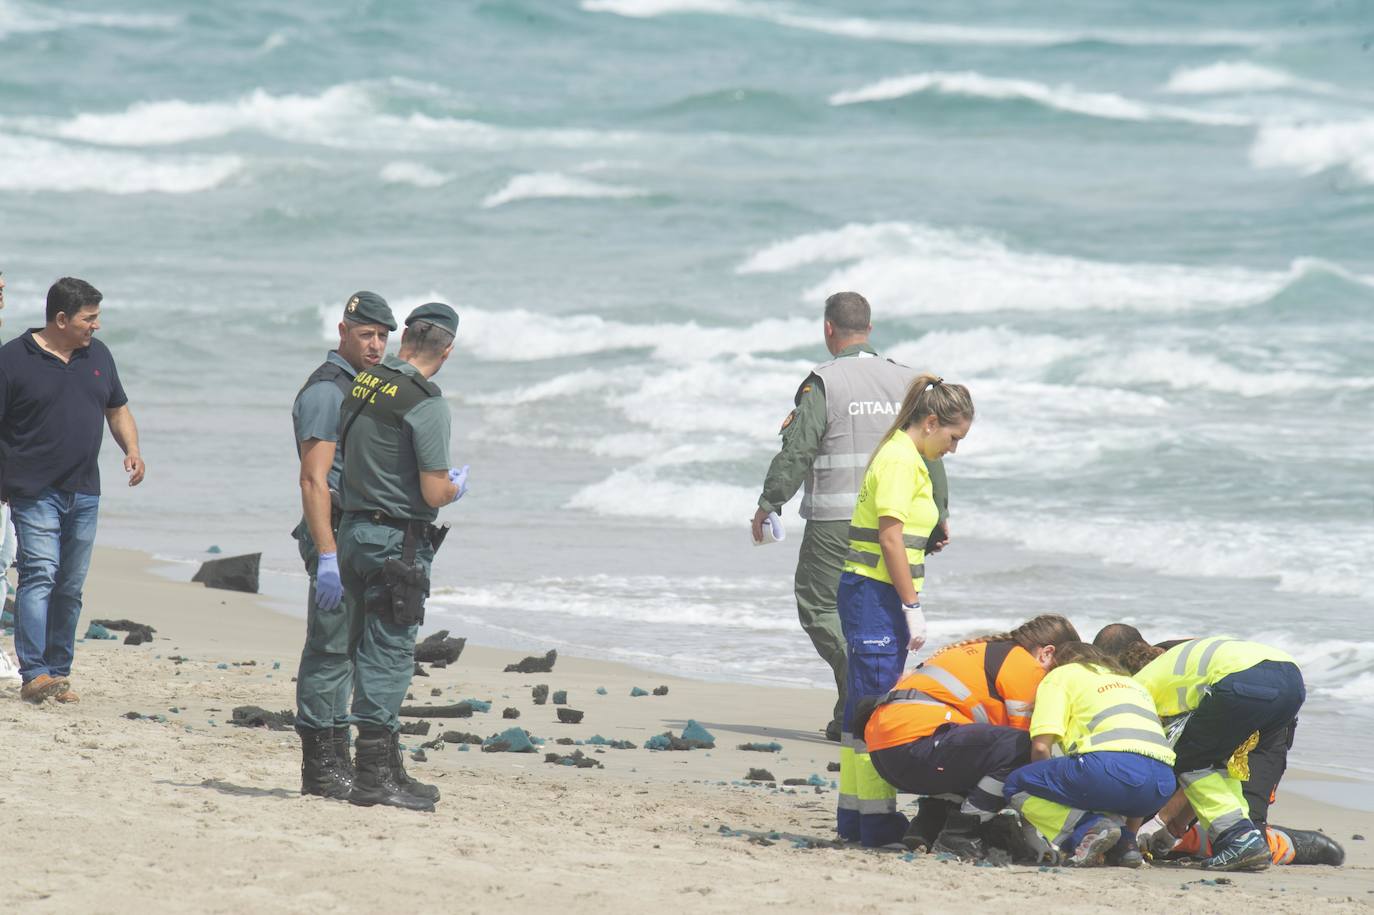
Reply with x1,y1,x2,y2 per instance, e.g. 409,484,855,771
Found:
870,723,1030,805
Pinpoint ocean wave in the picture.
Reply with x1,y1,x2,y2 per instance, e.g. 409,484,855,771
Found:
0,134,241,194
885,327,1091,377
1163,61,1335,96
0,0,178,39
1076,344,1374,397
1250,118,1374,184
582,0,1283,48
13,81,638,152
739,221,1293,315
379,161,453,188
565,467,757,526
829,71,1251,126
482,171,648,208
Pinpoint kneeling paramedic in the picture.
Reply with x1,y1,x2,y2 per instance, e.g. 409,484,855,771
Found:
337,302,468,812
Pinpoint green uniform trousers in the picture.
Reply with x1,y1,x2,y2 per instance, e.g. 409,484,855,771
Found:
293,520,358,731
337,515,434,732
795,519,850,727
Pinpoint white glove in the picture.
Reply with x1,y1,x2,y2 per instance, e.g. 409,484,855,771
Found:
1137,816,1175,858
752,511,785,546
903,601,926,651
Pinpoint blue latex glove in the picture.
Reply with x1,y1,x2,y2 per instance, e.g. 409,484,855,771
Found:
448,464,469,502
315,551,343,611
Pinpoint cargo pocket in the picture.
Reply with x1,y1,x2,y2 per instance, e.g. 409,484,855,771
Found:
849,632,903,698
1226,679,1279,702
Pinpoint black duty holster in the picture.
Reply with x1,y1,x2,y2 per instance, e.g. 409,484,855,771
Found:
370,520,449,627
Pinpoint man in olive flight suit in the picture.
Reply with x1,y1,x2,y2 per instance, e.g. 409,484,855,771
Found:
336,302,468,812
752,292,948,742
291,290,396,798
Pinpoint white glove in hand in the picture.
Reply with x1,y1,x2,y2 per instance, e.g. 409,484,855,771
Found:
903,601,927,651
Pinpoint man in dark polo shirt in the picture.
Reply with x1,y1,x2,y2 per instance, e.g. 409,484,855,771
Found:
0,277,145,703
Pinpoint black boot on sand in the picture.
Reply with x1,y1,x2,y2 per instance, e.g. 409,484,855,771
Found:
388,729,440,803
931,810,987,860
349,726,434,812
331,726,356,781
903,797,955,853
297,726,353,799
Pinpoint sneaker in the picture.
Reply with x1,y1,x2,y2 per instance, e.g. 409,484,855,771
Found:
1105,831,1144,868
19,673,70,703
53,684,80,703
986,808,1061,865
1068,817,1122,867
1202,827,1271,872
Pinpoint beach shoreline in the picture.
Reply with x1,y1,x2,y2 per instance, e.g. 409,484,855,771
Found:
3,546,1370,912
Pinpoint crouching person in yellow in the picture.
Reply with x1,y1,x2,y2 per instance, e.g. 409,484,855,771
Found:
1122,636,1305,872
997,644,1176,868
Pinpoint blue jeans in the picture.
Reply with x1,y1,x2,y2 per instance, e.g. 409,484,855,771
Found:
10,487,100,682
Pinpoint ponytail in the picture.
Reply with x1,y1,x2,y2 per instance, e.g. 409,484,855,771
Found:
868,373,974,469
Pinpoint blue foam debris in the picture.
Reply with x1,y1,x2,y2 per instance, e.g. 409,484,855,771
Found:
681,720,715,744
644,733,672,750
462,698,492,713
738,741,782,752
807,774,826,786
482,727,535,753
596,686,607,695
829,780,837,789
458,743,470,752
587,734,609,745
84,623,117,640
272,661,281,670
207,545,222,554
630,687,649,697
552,690,567,705
216,663,228,670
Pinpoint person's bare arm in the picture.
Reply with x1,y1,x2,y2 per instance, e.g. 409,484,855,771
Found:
299,439,337,554
105,404,145,486
1030,734,1057,762
419,469,458,508
878,516,918,605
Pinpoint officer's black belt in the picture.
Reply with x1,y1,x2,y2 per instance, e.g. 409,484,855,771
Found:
344,510,450,552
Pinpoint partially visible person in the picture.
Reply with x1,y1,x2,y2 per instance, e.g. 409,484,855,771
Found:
998,643,1176,868
852,614,1081,857
835,374,971,847
0,278,144,702
291,291,396,800
751,291,948,742
1149,819,1344,867
1120,636,1305,871
0,268,18,681
336,303,465,812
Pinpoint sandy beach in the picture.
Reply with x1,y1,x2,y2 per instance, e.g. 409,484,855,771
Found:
2,546,1370,914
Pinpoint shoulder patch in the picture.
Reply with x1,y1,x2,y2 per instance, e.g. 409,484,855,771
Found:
779,409,797,434
800,384,812,396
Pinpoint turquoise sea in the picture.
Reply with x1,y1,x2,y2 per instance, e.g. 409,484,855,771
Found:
1,1,1371,779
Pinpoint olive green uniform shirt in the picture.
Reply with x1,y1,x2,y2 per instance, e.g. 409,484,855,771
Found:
339,354,451,522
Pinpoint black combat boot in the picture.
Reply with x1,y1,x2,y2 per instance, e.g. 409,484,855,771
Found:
985,807,1061,865
902,796,954,853
387,729,440,803
348,726,435,812
1278,826,1346,866
931,810,987,860
297,726,353,799
331,726,355,781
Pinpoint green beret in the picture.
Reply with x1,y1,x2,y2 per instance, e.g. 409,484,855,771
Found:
342,290,397,331
405,301,459,337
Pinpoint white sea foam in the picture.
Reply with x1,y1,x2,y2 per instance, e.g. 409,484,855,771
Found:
481,171,648,208
14,82,638,152
1164,61,1320,95
565,468,758,526
257,30,290,54
379,160,453,188
1250,118,1374,184
740,222,1289,315
885,327,1091,377
0,134,241,194
0,0,178,39
464,368,623,406
1077,345,1374,397
582,0,1282,48
829,71,1251,126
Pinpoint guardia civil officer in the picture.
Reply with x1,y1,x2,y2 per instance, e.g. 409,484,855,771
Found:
337,302,467,812
751,291,948,741
291,290,396,798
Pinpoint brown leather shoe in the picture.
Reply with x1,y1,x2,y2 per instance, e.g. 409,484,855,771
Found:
20,673,70,703
54,684,80,703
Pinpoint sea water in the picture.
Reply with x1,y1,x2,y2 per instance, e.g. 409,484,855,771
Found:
1,0,1370,778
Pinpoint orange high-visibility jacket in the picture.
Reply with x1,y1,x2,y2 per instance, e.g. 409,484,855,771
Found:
865,640,1046,752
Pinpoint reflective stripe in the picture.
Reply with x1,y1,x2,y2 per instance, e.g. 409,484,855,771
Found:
844,549,924,580
850,737,870,755
1005,699,1034,718
1197,638,1239,677
1179,768,1225,787
1173,639,1201,677
813,452,869,470
1087,728,1172,749
883,688,944,707
970,705,990,724
1177,686,1190,711
1086,703,1162,732
1206,809,1248,841
848,525,928,550
807,492,859,509
837,793,860,811
1053,807,1088,847
976,776,1005,796
857,797,898,815
921,664,973,700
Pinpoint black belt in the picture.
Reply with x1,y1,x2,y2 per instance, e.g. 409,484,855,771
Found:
346,510,425,532
345,510,450,552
